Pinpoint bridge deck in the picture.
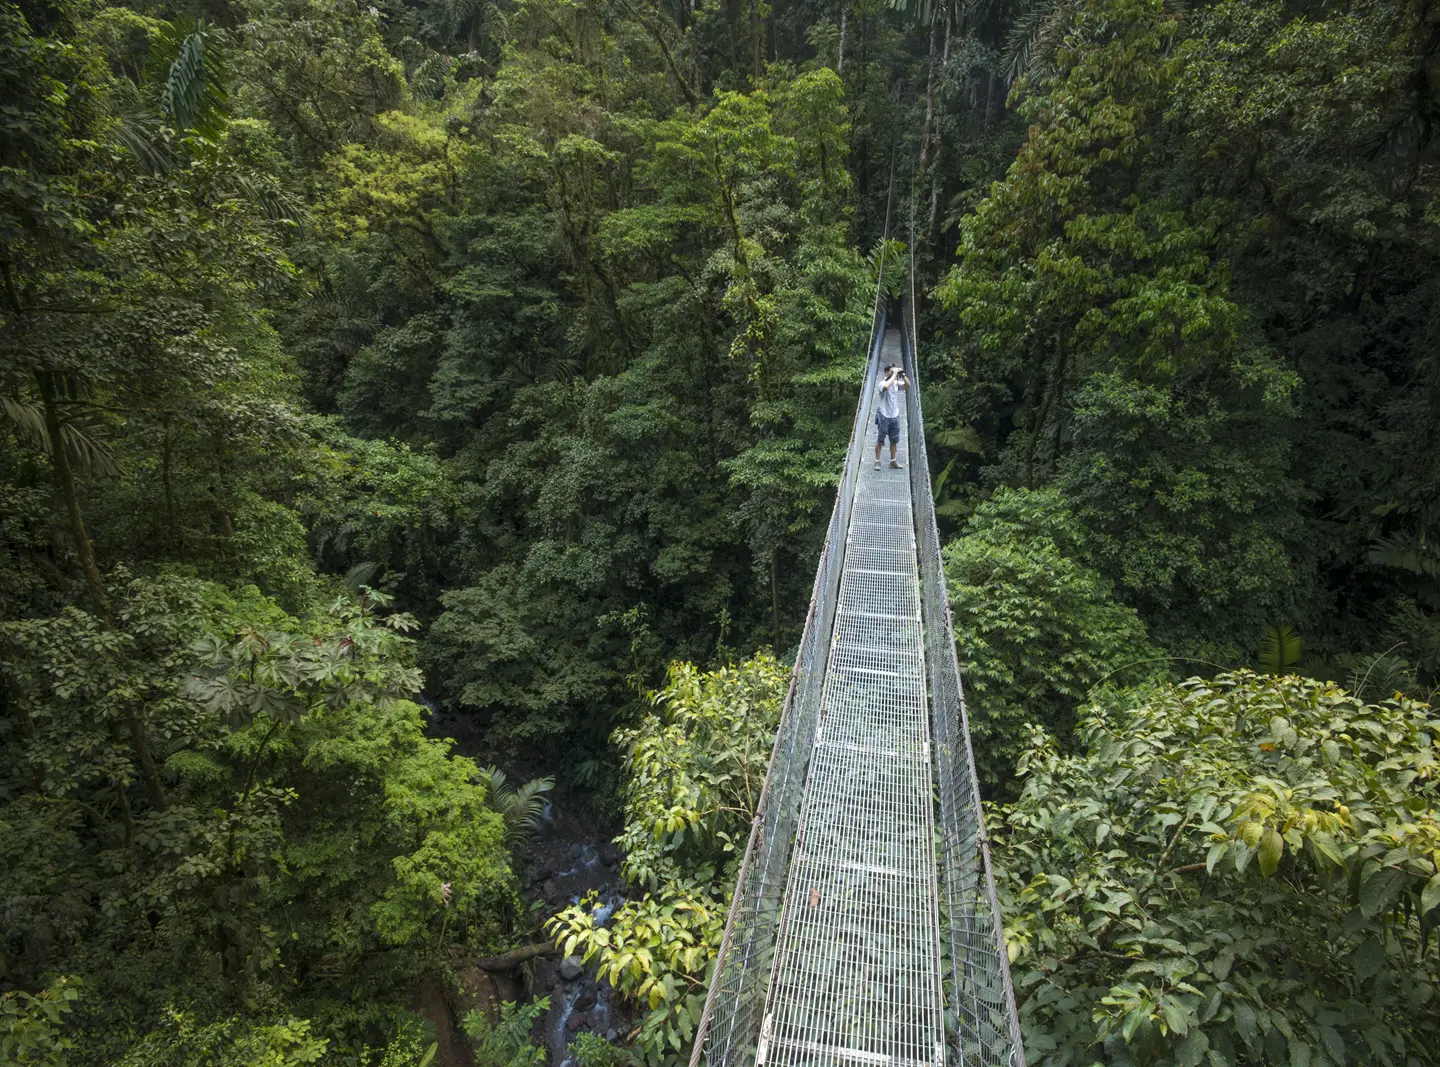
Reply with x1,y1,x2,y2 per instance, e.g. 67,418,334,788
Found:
758,329,946,1067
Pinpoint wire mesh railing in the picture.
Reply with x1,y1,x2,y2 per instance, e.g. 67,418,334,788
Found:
899,292,1026,1067
687,279,890,1067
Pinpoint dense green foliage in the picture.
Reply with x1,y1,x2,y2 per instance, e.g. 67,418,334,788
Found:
3,0,1439,1063
932,0,1440,678
2,580,518,1062
549,654,786,1063
997,672,1440,1065
944,486,1152,793
2,0,873,1058
931,3,1440,1058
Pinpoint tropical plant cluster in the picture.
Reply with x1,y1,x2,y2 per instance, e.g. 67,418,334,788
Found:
3,0,1438,1065
548,654,784,1061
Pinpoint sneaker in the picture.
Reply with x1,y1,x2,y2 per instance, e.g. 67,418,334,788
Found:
890,460,904,469
874,459,882,470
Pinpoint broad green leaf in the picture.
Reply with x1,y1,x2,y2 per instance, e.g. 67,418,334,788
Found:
1308,831,1345,870
1421,872,1440,916
1212,947,1235,982
1161,997,1189,1036
1351,939,1385,982
1319,1025,1346,1062
1207,841,1229,875
1233,1001,1259,1049
1258,623,1302,674
1176,1027,1208,1067
1258,827,1284,877
1358,867,1406,918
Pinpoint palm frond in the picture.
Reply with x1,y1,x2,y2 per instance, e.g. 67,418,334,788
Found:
107,80,180,175
343,561,380,595
1347,652,1414,701
934,425,982,452
1004,0,1188,83
230,172,310,233
1,395,118,477
1257,623,1302,675
1368,531,1440,578
509,776,556,838
1004,0,1080,83
887,0,935,28
152,19,229,139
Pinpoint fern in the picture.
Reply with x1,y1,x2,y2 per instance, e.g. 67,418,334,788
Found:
477,766,555,845
1257,623,1302,675
461,997,548,1067
1347,652,1414,700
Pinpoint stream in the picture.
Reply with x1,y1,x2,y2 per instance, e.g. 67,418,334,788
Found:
423,707,635,1064
521,822,635,1064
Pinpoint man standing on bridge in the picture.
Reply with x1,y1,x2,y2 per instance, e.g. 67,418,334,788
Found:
874,362,908,470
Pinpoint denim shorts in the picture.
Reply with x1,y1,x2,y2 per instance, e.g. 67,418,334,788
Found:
875,414,900,445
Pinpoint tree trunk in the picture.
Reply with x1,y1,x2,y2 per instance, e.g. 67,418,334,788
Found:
475,942,559,971
38,373,112,626
616,0,697,105
770,544,781,650
751,0,762,81
37,372,169,813
917,12,940,181
837,6,846,72
726,0,741,69
927,9,952,240
126,710,169,812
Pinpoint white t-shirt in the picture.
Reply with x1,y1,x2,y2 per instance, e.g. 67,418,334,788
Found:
876,377,903,420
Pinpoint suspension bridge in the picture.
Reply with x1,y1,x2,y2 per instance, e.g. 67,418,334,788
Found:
689,256,1025,1067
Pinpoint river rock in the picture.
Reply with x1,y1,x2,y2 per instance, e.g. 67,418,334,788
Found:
542,879,559,901
560,955,584,981
575,989,596,1011
598,843,622,867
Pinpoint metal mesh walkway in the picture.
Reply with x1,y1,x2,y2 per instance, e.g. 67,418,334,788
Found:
691,298,1025,1067
758,329,944,1067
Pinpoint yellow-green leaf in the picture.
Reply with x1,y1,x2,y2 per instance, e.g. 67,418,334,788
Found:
1258,827,1283,877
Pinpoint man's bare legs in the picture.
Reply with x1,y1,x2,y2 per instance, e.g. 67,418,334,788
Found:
874,437,901,469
